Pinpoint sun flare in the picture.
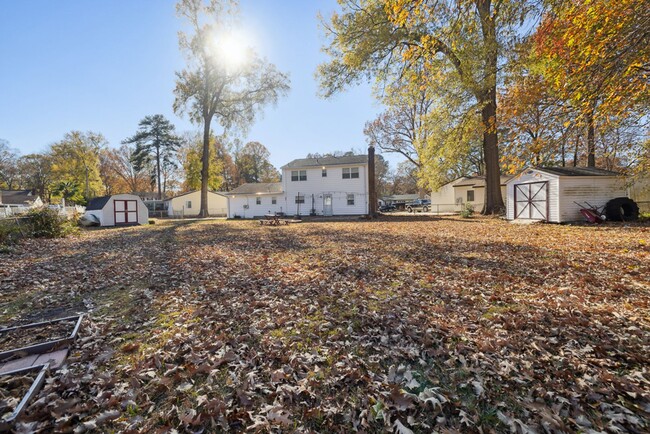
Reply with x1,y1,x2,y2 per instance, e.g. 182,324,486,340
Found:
215,31,250,70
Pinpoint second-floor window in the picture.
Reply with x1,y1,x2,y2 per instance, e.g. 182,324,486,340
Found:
322,169,327,177
256,197,261,205
272,197,277,204
291,170,307,181
342,167,360,179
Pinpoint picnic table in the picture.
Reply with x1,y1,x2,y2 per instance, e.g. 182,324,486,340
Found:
260,214,290,226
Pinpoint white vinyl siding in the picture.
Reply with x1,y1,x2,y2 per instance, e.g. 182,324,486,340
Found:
228,194,284,218
282,165,368,216
506,169,626,223
166,191,229,218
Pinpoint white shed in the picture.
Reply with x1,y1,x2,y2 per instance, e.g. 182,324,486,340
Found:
506,167,627,223
165,190,229,218
84,194,149,226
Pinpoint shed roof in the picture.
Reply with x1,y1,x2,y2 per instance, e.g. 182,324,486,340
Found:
383,194,420,201
534,167,622,177
0,190,38,205
228,183,283,195
86,196,112,210
282,155,368,169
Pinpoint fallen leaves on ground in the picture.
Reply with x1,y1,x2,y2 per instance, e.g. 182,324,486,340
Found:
0,216,648,433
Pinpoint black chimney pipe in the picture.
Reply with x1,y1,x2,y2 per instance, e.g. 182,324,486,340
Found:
368,145,377,217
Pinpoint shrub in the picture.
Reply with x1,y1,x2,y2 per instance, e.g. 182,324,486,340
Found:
0,219,23,246
460,203,475,218
26,208,79,238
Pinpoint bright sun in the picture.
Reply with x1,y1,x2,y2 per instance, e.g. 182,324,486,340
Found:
215,31,250,70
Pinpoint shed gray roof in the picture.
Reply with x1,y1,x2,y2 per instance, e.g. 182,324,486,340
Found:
534,167,622,177
228,183,283,195
0,190,38,206
86,196,112,210
282,155,368,169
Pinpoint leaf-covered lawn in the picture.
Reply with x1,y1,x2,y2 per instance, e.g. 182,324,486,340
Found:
1,217,649,433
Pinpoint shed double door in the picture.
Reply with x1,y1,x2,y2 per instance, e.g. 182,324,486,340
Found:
514,182,548,221
114,200,138,224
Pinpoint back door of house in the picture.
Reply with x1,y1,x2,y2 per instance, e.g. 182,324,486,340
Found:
514,182,548,220
114,200,138,224
323,194,333,216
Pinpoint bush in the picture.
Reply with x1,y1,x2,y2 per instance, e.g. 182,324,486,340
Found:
460,203,475,218
26,208,79,238
0,220,23,246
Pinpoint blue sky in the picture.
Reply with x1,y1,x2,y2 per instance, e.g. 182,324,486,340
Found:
0,0,398,170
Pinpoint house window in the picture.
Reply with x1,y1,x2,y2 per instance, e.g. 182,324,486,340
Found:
295,195,305,204
272,197,277,205
342,167,360,179
347,194,355,205
291,170,307,181
256,197,261,205
467,190,475,202
186,200,192,209
322,169,327,177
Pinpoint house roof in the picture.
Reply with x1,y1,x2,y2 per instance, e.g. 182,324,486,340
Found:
383,194,420,201
282,155,368,169
0,190,38,206
86,196,112,210
533,166,622,177
228,183,283,195
454,175,512,188
163,190,227,202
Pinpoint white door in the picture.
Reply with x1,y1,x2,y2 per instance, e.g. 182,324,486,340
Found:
114,200,138,224
323,194,333,216
514,182,548,220
114,200,126,224
127,200,138,223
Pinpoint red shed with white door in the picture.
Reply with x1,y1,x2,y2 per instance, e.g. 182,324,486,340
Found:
84,194,149,226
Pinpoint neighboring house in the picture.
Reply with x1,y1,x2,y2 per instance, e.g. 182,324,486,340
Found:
429,178,468,213
84,194,149,226
226,155,371,218
0,190,43,208
281,155,369,216
452,176,511,210
228,183,284,218
505,167,626,223
165,190,229,218
429,176,510,212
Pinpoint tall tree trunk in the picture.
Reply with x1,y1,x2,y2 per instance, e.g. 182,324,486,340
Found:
573,131,580,167
156,147,162,200
586,107,596,167
481,89,504,214
200,115,212,217
477,0,504,215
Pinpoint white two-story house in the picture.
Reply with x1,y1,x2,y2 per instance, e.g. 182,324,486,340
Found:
227,155,370,218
